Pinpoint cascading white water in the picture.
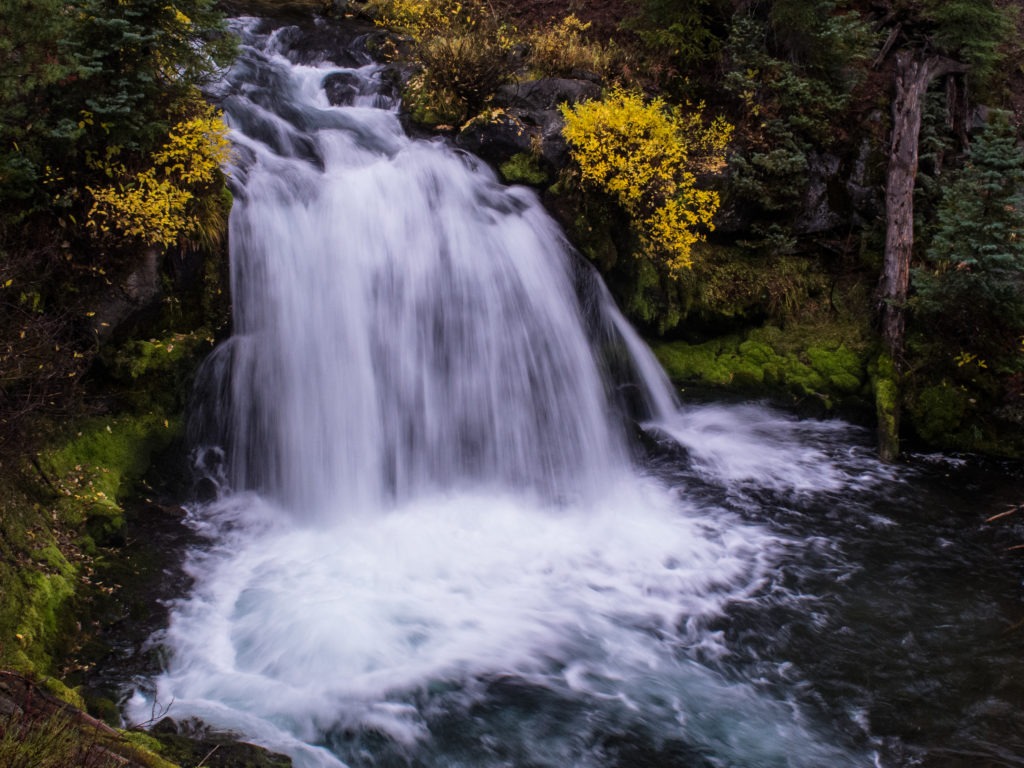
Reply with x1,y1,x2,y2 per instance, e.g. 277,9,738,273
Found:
130,18,876,767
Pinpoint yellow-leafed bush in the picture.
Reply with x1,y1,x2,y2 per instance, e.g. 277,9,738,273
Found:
87,101,231,248
89,170,194,247
561,87,732,273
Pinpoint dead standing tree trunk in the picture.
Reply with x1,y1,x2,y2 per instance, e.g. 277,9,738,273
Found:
876,50,967,460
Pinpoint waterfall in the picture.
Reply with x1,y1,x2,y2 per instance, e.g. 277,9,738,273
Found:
130,18,875,768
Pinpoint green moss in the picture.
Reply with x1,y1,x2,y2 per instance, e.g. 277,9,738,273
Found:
719,351,768,386
499,153,549,186
0,475,76,679
112,334,201,380
654,324,870,409
654,336,741,385
42,412,181,526
119,730,176,763
907,381,969,444
870,353,900,462
33,545,74,575
736,339,776,366
806,345,864,394
105,330,214,413
14,570,76,676
777,356,826,399
0,410,182,682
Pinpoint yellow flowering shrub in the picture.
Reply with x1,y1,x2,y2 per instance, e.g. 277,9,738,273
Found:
87,101,231,248
561,87,732,273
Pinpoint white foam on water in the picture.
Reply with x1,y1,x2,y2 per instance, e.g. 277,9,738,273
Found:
134,481,872,766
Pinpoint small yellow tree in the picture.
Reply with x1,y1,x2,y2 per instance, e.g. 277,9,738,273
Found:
87,100,232,248
560,87,731,273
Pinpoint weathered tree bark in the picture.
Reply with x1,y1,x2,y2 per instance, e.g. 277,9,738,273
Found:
876,51,967,461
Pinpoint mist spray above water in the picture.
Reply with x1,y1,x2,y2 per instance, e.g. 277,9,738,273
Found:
130,19,875,768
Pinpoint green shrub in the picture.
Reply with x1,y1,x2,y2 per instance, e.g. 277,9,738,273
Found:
912,111,1024,369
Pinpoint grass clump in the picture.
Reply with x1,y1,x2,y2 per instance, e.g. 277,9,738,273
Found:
0,708,124,768
367,0,517,126
525,15,617,78
0,699,179,768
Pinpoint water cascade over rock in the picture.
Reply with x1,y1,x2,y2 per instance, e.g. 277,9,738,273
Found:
129,18,889,768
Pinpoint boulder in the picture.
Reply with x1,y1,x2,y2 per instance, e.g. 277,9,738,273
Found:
323,71,362,106
456,77,602,172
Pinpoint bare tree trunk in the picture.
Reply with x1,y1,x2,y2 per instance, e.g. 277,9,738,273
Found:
876,51,966,460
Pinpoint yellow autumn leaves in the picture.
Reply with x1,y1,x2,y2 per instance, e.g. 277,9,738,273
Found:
561,87,732,273
87,100,231,248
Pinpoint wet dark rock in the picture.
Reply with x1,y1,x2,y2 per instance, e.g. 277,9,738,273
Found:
272,19,372,68
456,112,536,165
90,248,164,344
456,77,601,173
844,137,879,223
494,78,601,112
323,71,362,106
194,475,220,502
796,152,844,234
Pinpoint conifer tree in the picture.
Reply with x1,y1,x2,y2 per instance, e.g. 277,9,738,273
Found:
913,112,1024,364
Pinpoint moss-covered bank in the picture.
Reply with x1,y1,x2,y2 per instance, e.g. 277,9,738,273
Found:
0,412,178,682
653,319,1024,458
652,322,874,417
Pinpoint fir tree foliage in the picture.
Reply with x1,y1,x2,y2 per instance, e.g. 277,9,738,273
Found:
720,3,872,248
58,0,235,153
922,0,1012,86
0,0,75,206
623,0,724,72
0,0,234,436
913,111,1024,365
0,0,233,209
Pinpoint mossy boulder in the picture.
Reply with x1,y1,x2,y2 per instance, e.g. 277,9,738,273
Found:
499,152,549,186
0,411,183,687
869,352,900,462
907,381,970,444
653,325,871,412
